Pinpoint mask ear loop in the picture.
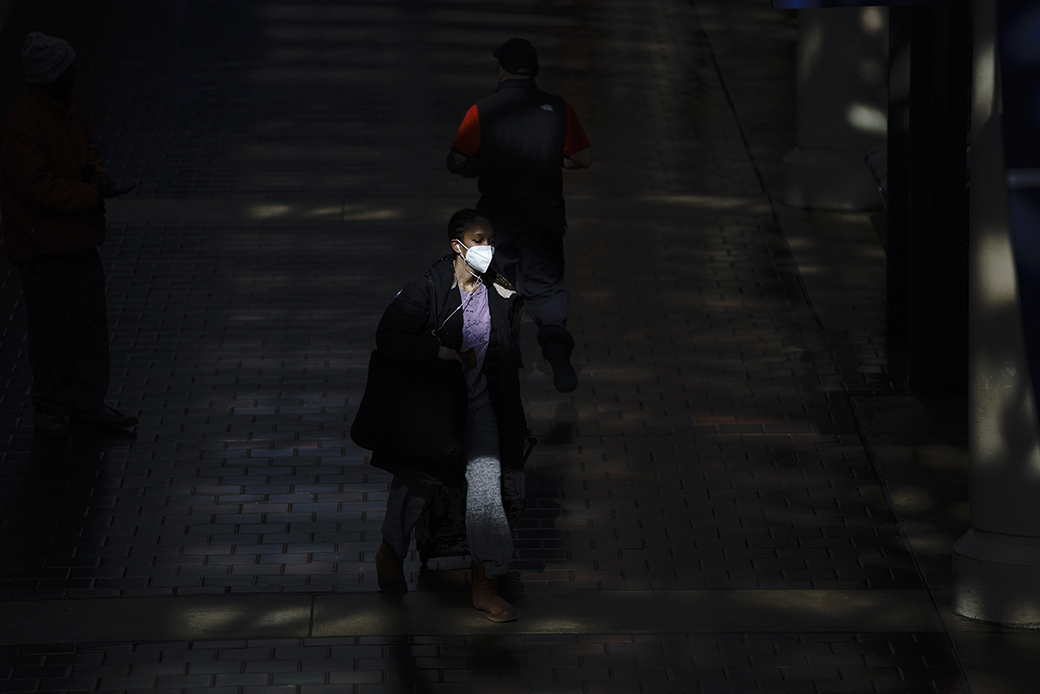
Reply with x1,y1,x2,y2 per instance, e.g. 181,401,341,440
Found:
438,243,485,332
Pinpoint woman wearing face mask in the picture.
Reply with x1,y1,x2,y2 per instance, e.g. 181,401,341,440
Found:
368,208,528,622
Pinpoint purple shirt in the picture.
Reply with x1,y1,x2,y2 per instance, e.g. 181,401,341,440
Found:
459,282,491,410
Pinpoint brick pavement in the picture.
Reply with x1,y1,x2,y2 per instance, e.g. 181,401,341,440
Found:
2,633,965,694
0,0,972,692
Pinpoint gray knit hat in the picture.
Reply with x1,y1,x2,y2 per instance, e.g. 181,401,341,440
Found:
22,32,75,85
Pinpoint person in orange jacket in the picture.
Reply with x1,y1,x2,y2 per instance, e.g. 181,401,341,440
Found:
0,32,137,439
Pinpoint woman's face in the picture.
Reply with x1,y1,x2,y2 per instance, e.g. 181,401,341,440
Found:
453,220,495,253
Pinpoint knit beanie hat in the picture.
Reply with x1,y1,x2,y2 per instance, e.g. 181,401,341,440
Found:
22,32,76,85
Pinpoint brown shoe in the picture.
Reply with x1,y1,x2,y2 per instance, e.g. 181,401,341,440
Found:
375,539,407,593
471,562,517,622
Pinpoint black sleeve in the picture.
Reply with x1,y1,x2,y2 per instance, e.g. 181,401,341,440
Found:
375,273,441,362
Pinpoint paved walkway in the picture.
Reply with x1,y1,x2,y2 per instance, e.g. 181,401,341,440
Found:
0,0,1027,692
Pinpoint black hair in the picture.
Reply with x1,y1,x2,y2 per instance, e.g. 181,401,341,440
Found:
447,208,487,241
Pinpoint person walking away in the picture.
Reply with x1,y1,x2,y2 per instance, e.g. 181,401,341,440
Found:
447,37,591,393
366,209,528,622
0,33,137,439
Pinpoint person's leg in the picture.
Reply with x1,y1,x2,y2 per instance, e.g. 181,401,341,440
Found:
381,474,438,559
378,473,437,592
518,228,576,392
464,405,513,575
66,249,137,431
464,405,516,621
518,228,570,338
68,248,110,414
17,255,75,436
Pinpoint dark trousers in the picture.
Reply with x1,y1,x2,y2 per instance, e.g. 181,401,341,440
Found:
17,248,110,417
492,227,574,354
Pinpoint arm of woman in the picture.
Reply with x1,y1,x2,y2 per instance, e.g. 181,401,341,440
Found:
375,274,442,362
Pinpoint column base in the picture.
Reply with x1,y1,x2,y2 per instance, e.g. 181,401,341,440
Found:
952,528,1040,627
782,147,883,211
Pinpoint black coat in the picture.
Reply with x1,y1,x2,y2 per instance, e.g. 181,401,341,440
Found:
369,254,528,481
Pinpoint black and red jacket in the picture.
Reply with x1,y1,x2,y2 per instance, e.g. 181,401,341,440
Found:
452,78,590,233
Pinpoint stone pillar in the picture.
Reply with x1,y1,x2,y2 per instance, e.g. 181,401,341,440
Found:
952,0,1040,628
782,7,888,210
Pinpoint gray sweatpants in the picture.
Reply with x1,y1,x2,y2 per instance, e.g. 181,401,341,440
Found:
381,404,514,578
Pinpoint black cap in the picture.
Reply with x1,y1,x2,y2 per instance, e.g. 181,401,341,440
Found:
493,37,539,77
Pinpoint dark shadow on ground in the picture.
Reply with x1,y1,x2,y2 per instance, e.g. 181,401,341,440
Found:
0,431,135,597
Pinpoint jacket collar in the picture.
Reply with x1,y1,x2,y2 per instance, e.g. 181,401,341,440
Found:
432,253,512,305
495,77,536,93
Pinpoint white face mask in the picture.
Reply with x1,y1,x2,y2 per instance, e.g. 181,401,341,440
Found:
455,239,494,274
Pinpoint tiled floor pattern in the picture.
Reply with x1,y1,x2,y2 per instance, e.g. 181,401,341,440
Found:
0,633,965,694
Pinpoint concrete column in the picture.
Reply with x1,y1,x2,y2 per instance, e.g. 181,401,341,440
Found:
952,0,1040,628
782,7,887,210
